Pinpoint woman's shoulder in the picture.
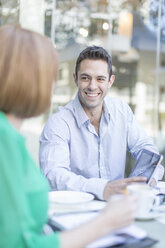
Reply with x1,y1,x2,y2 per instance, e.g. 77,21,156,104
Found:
0,112,24,154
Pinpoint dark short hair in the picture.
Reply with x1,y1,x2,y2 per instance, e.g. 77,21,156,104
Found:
0,24,58,118
75,46,112,80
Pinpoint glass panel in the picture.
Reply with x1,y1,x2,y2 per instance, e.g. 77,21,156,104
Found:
0,0,19,25
0,0,164,169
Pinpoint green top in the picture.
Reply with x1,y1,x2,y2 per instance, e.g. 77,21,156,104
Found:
0,112,60,248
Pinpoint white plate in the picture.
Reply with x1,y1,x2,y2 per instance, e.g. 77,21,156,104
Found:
48,200,106,216
49,191,94,204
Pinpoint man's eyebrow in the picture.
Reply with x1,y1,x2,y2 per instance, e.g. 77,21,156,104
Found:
80,74,107,78
97,75,107,78
80,73,90,76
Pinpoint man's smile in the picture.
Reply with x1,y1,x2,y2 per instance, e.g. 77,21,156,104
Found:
85,92,100,97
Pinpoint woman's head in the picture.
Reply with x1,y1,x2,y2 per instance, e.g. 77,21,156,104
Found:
0,24,58,118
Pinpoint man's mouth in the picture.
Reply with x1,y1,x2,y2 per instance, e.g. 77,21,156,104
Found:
85,92,100,97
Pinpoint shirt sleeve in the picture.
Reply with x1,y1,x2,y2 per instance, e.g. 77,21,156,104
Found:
0,129,60,248
39,115,108,200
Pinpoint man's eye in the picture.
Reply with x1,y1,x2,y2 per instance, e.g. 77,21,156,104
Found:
98,78,105,82
81,76,89,81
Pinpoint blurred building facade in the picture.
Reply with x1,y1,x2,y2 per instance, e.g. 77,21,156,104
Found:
0,0,165,168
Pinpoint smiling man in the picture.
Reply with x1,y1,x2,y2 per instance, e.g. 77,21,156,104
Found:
39,46,160,200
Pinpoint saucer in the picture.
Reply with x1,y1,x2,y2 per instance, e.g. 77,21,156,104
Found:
153,204,165,212
156,181,165,194
136,212,159,221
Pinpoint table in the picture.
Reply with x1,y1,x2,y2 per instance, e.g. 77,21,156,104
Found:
48,192,165,247
136,219,165,248
49,210,165,247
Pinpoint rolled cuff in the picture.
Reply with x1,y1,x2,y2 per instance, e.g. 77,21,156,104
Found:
82,178,109,200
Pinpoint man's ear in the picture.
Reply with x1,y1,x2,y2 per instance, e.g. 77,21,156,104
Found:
108,75,115,88
73,73,78,86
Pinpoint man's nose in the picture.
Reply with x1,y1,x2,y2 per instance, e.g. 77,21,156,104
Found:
88,78,97,90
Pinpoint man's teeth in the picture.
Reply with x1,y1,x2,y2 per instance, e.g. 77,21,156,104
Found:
86,93,98,96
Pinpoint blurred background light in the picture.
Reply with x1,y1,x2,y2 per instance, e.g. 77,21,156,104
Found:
102,22,109,30
79,27,88,37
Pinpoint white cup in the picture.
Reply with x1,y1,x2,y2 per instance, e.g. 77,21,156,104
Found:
126,183,159,219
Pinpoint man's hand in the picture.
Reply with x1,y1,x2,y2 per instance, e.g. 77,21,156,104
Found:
103,177,147,201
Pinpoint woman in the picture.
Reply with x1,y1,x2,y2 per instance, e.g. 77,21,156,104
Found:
0,24,136,248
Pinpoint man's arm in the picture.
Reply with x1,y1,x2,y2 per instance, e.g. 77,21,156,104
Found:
39,115,108,200
103,103,160,201
127,106,164,183
126,104,164,176
40,130,147,201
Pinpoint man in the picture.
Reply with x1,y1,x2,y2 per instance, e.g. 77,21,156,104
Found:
39,46,162,200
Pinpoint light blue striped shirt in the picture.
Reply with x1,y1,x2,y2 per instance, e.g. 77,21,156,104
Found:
39,94,157,199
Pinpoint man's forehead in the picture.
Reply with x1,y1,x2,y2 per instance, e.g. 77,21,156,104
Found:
78,59,109,75
79,58,107,65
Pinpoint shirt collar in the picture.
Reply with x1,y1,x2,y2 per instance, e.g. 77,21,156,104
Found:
73,94,111,128
102,98,111,123
73,93,89,128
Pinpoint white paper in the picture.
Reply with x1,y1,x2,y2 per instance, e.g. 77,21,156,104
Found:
115,224,147,239
86,224,147,248
86,234,125,248
50,212,147,247
51,212,98,229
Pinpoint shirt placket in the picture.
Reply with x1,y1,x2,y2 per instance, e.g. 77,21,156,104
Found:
98,138,105,178
87,116,111,179
99,115,111,179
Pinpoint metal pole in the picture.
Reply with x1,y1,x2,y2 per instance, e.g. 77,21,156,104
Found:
51,0,56,44
108,0,112,55
154,0,162,136
49,0,57,116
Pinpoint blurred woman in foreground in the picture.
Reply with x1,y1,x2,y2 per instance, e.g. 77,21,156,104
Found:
0,24,136,248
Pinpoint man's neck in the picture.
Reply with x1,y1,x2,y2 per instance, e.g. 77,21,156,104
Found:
83,106,103,135
87,109,102,124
